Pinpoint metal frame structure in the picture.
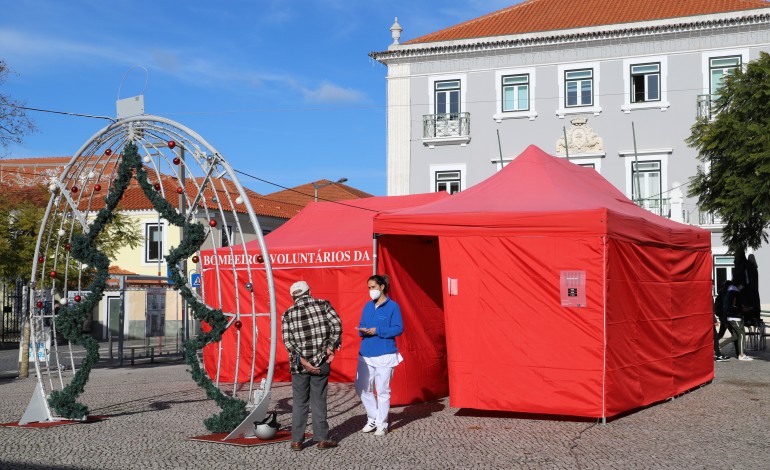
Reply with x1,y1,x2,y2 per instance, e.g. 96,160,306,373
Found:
20,112,277,439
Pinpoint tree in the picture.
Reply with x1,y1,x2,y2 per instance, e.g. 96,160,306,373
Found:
0,188,143,284
688,51,770,252
0,60,36,156
2,186,142,379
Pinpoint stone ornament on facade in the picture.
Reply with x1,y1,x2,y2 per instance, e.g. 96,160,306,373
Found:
556,117,604,155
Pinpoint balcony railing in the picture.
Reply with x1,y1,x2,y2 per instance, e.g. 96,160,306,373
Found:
696,94,712,121
698,211,724,226
423,112,471,139
635,198,671,218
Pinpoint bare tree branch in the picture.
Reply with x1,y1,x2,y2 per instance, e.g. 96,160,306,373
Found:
0,59,37,157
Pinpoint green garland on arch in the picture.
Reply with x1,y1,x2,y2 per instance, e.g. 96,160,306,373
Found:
49,139,139,419
51,142,247,432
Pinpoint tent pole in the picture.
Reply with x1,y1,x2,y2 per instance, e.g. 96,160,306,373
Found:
562,127,570,161
372,234,378,275
496,129,504,171
632,122,642,207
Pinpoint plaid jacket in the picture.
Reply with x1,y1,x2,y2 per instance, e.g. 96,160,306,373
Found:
281,294,343,374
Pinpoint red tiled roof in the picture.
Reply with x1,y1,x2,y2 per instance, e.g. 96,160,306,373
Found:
406,0,770,44
0,157,336,219
108,266,138,276
265,180,373,208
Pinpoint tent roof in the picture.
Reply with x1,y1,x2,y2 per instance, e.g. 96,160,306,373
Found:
254,192,449,250
373,145,710,247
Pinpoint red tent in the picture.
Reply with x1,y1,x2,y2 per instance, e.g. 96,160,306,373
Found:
373,145,713,419
200,193,450,405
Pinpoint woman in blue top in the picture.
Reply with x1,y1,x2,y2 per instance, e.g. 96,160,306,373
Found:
355,274,404,436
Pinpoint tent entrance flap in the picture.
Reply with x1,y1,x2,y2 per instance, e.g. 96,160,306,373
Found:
378,235,449,403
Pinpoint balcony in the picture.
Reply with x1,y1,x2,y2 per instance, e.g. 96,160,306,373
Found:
636,198,671,218
696,94,712,121
698,211,724,226
422,112,471,148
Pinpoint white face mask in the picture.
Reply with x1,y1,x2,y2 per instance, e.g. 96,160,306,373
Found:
369,289,381,301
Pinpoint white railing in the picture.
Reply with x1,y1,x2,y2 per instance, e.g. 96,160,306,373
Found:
423,112,471,138
697,94,712,121
635,198,671,218
698,211,724,225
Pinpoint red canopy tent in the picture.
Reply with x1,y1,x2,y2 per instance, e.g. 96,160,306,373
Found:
200,193,449,405
373,145,713,419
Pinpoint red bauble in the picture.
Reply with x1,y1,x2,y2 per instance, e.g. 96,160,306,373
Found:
74,295,82,302
257,255,264,263
94,184,102,192
192,255,200,263
209,219,217,227
36,301,43,308
168,141,176,149
71,186,79,193
176,187,184,194
38,256,45,263
154,183,161,191
65,243,71,252
105,148,112,156
49,270,57,278
173,157,181,165
234,320,242,329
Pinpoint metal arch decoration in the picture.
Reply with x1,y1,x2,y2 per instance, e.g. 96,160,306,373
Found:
20,114,277,439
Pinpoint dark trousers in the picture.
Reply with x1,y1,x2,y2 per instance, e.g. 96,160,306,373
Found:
291,372,329,442
713,325,723,356
717,320,728,340
719,320,746,357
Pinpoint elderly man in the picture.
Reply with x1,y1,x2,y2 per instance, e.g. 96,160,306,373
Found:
281,280,343,451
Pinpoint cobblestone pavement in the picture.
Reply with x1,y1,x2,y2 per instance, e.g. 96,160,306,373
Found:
0,342,769,470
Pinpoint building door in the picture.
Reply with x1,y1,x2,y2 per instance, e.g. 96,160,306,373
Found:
434,80,460,136
713,255,734,295
107,297,121,341
631,160,663,215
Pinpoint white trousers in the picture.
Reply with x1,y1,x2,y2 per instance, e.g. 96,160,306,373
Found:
355,356,394,429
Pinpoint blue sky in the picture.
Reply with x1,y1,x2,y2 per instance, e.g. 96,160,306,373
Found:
2,0,518,196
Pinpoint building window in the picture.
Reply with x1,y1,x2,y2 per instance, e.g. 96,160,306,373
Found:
221,225,234,248
630,63,660,103
713,255,734,295
578,163,596,169
631,160,666,216
565,69,593,107
556,63,601,118
424,78,470,143
145,224,163,263
502,74,529,112
435,80,460,116
631,160,662,201
710,56,741,100
435,170,461,194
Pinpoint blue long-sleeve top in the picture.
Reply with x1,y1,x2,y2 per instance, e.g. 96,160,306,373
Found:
358,297,403,358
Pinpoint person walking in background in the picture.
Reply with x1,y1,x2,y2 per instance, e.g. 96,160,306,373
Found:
720,280,753,361
281,280,343,451
355,274,404,437
713,280,730,361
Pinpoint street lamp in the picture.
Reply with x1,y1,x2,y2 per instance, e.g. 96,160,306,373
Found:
313,177,348,202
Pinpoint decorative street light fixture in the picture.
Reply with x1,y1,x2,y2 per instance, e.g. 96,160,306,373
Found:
313,177,348,202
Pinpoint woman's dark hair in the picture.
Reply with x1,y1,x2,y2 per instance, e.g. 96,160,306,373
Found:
368,274,390,294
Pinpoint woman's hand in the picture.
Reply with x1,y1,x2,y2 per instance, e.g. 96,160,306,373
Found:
359,327,376,336
326,348,335,363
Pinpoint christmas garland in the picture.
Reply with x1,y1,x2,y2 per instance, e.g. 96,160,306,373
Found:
52,142,247,432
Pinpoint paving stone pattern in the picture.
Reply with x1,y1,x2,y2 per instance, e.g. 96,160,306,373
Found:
0,342,768,469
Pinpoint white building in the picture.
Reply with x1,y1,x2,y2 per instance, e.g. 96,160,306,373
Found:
370,0,770,299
